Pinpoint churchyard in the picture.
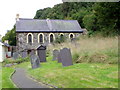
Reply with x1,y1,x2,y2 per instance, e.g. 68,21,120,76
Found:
1,36,118,88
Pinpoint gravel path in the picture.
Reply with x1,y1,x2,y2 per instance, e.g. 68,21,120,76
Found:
12,68,49,88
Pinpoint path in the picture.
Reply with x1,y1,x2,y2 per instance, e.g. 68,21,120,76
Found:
12,68,49,88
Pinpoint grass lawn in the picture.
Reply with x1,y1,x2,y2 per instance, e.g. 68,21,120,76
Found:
16,56,118,88
0,63,2,89
2,67,16,88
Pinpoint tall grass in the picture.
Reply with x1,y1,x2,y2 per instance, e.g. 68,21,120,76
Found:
48,36,118,64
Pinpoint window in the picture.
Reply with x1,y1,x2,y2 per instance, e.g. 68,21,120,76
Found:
39,34,43,43
69,33,75,40
38,33,44,44
27,33,33,44
28,34,32,45
49,33,55,43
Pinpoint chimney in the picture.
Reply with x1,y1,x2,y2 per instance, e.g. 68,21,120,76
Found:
46,18,52,30
16,14,19,21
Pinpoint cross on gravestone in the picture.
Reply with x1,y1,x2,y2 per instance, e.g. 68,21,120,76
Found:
60,48,73,66
30,54,40,69
52,49,59,61
37,45,46,62
13,52,19,60
58,49,62,63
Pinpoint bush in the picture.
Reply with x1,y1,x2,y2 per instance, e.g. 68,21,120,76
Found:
3,56,30,65
72,53,80,63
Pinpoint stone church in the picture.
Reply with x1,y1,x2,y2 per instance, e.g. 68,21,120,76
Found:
15,14,83,53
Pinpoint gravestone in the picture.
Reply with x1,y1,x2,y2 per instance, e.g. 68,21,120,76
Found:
58,50,62,63
30,54,40,69
13,52,19,60
37,45,46,62
21,51,27,58
60,48,73,66
52,49,59,61
30,49,36,56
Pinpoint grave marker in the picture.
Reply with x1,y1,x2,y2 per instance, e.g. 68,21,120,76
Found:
30,54,40,69
60,48,73,66
52,49,59,61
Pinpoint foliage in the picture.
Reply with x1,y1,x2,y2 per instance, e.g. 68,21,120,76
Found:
2,26,16,46
3,56,30,65
54,35,66,44
34,2,119,36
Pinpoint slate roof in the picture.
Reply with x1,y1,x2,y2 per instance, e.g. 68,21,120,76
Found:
16,18,83,33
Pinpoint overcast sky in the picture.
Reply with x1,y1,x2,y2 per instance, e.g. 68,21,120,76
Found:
0,0,62,37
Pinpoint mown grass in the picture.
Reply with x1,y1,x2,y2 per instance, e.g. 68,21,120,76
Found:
2,67,16,88
0,63,2,90
16,56,118,88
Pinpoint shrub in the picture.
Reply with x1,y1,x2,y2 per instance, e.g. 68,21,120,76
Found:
72,53,80,63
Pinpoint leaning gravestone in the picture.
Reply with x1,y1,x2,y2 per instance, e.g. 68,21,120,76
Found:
37,45,46,62
60,48,73,66
30,54,40,69
58,50,62,63
13,52,19,60
52,49,59,61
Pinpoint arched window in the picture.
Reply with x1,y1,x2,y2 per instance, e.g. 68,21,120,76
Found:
69,33,75,40
27,33,33,45
60,33,64,41
49,33,55,43
38,33,44,44
50,34,53,43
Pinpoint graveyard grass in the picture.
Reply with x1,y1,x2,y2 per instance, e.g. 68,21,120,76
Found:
2,67,16,88
0,63,2,89
16,56,118,88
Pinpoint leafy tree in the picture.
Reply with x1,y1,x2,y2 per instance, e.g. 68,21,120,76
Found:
2,26,16,46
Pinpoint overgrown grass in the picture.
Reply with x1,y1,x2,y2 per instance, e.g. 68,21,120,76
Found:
48,36,118,64
16,56,118,88
2,67,16,88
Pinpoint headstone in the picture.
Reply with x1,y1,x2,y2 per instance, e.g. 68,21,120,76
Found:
21,51,27,58
13,52,19,60
52,49,59,61
37,45,46,62
58,50,62,63
30,54,40,69
60,48,73,66
30,49,36,56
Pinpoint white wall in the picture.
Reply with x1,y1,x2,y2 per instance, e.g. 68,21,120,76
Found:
0,43,7,62
0,44,3,62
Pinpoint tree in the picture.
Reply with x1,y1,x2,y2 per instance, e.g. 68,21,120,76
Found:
2,26,16,46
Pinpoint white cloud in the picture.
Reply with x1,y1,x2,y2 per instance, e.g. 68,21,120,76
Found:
0,0,62,36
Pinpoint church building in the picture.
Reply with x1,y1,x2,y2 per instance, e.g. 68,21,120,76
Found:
15,14,83,52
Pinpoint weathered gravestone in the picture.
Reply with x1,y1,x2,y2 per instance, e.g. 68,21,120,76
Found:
58,49,62,63
37,45,46,62
52,49,59,61
60,48,73,66
30,54,40,69
30,49,36,56
21,50,27,58
13,52,19,60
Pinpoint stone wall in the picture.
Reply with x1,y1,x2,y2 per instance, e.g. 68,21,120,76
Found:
16,32,81,52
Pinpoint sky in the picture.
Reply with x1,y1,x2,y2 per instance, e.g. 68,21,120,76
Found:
0,0,63,37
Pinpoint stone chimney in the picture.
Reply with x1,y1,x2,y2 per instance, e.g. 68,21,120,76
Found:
16,14,19,21
46,18,52,30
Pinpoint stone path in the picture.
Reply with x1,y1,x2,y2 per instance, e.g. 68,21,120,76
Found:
12,68,49,88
